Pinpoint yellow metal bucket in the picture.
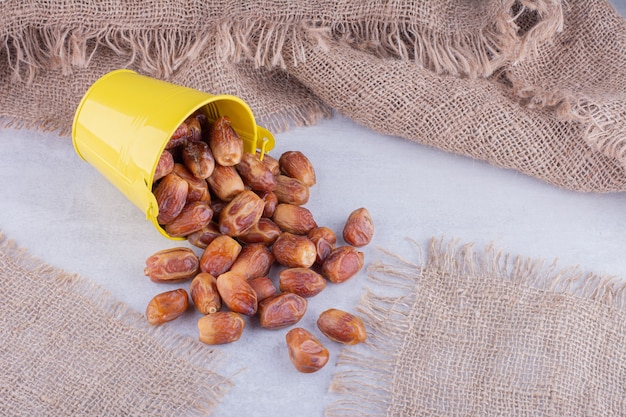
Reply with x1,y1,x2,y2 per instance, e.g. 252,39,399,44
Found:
72,69,275,239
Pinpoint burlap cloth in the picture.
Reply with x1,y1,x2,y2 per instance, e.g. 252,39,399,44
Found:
0,0,625,191
0,233,230,416
2,1,626,416
328,239,626,416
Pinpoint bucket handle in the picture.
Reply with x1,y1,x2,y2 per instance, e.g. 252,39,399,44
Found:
255,126,275,160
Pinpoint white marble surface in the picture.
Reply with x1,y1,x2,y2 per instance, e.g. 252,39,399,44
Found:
1,3,626,415
2,113,626,416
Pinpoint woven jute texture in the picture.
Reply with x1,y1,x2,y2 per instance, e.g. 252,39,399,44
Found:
0,233,230,416
328,239,626,416
1,0,626,192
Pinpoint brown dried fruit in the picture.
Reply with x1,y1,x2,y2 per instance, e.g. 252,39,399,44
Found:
343,207,374,247
209,116,244,166
166,121,190,149
272,232,317,268
259,152,280,176
144,247,199,283
172,163,211,204
164,201,213,238
307,227,337,264
229,243,275,280
322,246,364,283
273,175,309,206
210,199,228,219
189,272,221,314
154,150,174,182
285,328,329,373
146,288,189,325
236,152,277,192
207,164,245,202
317,308,367,345
279,267,326,298
193,111,208,130
219,190,265,236
272,203,317,235
279,151,316,187
187,221,222,249
182,140,215,179
237,218,281,246
198,311,245,345
153,173,189,225
185,114,202,142
248,276,277,301
199,234,242,276
258,292,307,329
256,191,278,218
216,271,258,316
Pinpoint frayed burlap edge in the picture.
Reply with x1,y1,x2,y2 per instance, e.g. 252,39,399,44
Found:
500,1,626,170
2,0,564,83
0,1,569,144
575,100,626,168
504,74,626,171
3,26,215,82
325,237,626,417
0,233,232,416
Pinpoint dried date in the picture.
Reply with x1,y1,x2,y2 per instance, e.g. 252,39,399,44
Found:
236,151,277,192
229,243,275,279
272,203,317,235
198,311,245,345
146,288,189,325
285,328,329,373
209,116,244,166
172,163,211,204
273,175,309,206
187,221,222,249
279,151,316,187
272,232,317,268
190,272,222,314
259,152,280,176
256,191,278,218
279,267,326,298
343,207,374,247
317,308,367,345
236,218,282,246
258,292,307,329
248,276,277,301
184,114,202,142
164,201,213,238
182,140,215,179
307,226,337,264
153,150,174,182
216,271,258,316
199,234,242,276
165,121,190,149
144,247,199,283
218,190,265,236
207,164,245,202
153,173,189,225
322,246,364,283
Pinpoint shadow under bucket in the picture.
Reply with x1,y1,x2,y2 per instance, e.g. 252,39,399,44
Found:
72,69,275,239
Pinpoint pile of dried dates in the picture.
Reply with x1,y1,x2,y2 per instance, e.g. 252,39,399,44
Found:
144,112,374,373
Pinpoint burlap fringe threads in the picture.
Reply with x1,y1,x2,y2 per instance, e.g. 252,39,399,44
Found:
1,1,562,81
326,238,626,417
4,0,625,167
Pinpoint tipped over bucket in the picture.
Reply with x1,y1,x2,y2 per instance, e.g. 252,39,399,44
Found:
72,69,275,239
